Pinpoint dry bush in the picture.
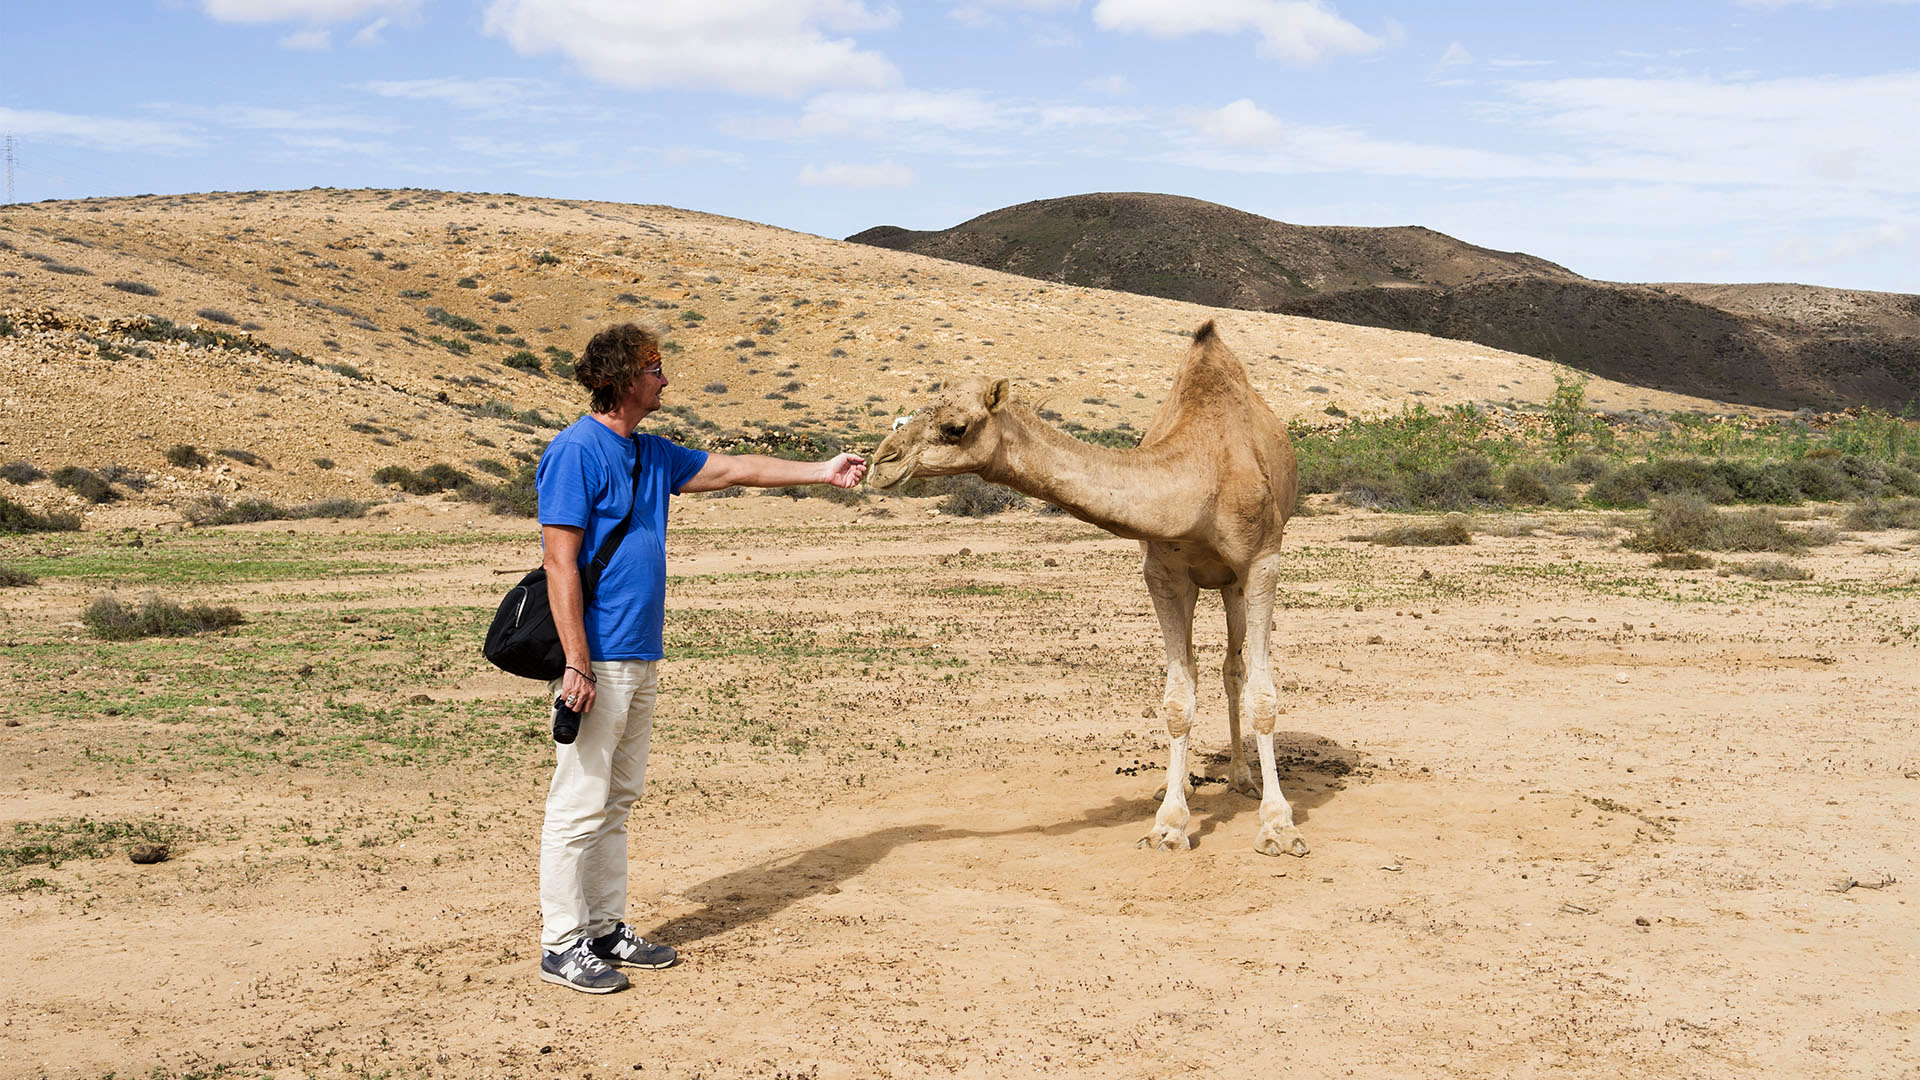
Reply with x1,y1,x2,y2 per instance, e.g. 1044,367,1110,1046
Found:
83,594,245,640
1624,495,1805,554
0,565,37,588
1720,559,1811,582
1357,514,1473,547
1653,552,1714,570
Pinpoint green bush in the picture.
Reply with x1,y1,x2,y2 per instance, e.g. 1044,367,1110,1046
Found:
50,466,119,503
456,459,538,516
424,306,482,332
373,463,472,494
163,444,209,469
0,565,38,587
108,280,160,296
0,496,81,533
182,495,368,526
83,594,245,640
195,308,238,325
1,461,45,485
502,350,543,373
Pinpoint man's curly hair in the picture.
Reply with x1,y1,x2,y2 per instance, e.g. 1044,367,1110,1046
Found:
577,323,661,414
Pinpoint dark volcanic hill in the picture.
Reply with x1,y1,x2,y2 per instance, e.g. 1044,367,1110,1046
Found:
850,193,1920,412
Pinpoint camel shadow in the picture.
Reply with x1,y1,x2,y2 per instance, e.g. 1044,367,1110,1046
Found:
644,731,1358,947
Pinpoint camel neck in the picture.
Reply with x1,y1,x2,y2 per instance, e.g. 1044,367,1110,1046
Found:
982,404,1180,540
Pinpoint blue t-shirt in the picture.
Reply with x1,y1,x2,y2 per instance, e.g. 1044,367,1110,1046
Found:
535,417,709,661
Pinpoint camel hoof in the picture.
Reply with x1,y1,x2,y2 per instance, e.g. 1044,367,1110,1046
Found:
1137,827,1192,852
1230,776,1261,800
1255,825,1310,858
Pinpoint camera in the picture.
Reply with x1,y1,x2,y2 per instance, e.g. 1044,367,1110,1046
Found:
553,695,583,745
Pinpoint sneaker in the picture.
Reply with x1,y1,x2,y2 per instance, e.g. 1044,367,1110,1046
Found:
588,922,677,970
540,937,630,994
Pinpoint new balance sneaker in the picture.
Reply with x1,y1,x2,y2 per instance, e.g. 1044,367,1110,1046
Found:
588,922,678,970
540,937,630,994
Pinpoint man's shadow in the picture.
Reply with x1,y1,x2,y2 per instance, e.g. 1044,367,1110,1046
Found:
646,731,1357,948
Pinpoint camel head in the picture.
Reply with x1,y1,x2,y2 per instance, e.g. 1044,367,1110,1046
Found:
867,376,1013,489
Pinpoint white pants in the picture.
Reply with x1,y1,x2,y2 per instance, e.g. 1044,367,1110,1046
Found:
539,659,657,954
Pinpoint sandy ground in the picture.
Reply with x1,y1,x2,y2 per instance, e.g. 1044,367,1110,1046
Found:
3,493,1917,1080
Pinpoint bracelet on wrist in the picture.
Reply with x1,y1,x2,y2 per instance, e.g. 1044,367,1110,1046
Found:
566,664,596,684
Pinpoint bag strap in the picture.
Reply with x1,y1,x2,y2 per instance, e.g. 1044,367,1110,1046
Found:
579,438,645,597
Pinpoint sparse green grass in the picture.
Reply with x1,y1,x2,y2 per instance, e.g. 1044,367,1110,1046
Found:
2,817,192,871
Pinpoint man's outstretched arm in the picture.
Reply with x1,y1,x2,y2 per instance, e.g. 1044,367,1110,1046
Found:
677,451,866,493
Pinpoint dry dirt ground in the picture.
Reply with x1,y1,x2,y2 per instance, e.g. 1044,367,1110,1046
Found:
3,492,1917,1080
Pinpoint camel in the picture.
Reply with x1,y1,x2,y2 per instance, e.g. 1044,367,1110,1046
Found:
868,321,1308,857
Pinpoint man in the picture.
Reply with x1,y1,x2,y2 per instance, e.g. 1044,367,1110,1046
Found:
534,322,865,994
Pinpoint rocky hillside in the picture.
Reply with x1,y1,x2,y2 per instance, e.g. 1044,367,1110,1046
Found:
851,193,1920,412
1,188,1736,524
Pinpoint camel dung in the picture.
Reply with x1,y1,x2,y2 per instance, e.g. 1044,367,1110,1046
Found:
129,843,170,865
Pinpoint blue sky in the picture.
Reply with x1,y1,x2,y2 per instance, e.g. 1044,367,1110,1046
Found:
3,1,1917,292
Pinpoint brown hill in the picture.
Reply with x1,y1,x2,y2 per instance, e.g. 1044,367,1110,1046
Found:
849,192,1581,310
1,188,1743,525
849,193,1920,412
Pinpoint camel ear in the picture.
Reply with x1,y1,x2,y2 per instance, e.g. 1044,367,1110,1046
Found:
985,378,1011,412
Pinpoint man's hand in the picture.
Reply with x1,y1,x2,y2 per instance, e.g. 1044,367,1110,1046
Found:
822,452,867,489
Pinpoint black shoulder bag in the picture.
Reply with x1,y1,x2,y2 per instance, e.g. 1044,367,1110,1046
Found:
482,450,643,681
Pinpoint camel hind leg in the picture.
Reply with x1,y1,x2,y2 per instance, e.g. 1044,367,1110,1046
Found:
1220,580,1257,799
1138,544,1199,852
1243,553,1308,857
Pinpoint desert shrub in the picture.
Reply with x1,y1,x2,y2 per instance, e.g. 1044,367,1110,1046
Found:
1359,514,1473,547
1624,495,1806,554
42,261,91,275
502,350,543,373
0,565,37,587
1842,498,1920,531
424,306,482,332
163,444,209,469
326,361,368,380
374,463,472,494
937,474,1025,517
108,280,160,296
0,314,12,337
703,382,728,394
1,461,45,485
1653,552,1713,570
456,277,478,289
95,464,150,492
50,466,119,503
1724,559,1811,581
0,496,81,533
183,495,367,525
312,457,335,470
195,308,238,325
456,459,539,517
83,594,245,640
215,448,269,468
399,288,430,299
1407,456,1502,511
533,251,561,266
472,458,512,478
1501,461,1576,507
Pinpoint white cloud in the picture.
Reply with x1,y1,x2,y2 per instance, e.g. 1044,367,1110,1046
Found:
798,160,916,188
351,17,390,46
1192,98,1286,148
201,0,418,23
1435,41,1472,70
360,77,559,110
180,104,394,132
482,0,902,98
1086,74,1132,96
799,90,1007,138
1091,0,1382,63
0,107,201,152
279,28,331,50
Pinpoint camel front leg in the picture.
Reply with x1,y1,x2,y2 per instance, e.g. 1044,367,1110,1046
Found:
1138,545,1198,852
1243,555,1309,857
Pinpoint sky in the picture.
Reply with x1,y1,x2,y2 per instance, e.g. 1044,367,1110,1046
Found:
2,0,1917,293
